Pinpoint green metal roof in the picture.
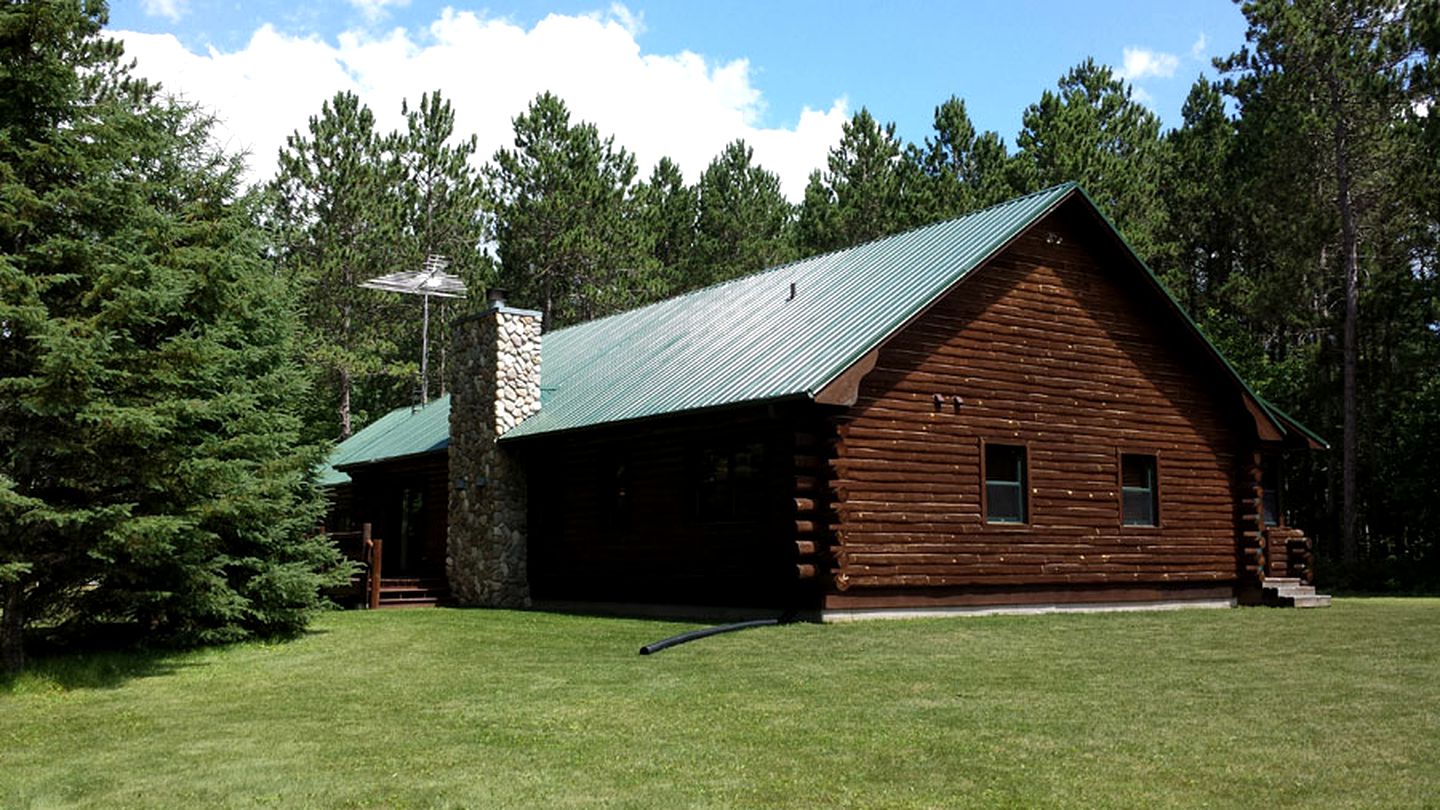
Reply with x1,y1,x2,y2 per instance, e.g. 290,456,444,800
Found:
318,180,1323,483
317,395,451,486
504,183,1078,439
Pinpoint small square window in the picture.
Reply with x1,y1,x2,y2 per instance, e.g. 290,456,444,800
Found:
985,443,1027,524
1121,454,1158,526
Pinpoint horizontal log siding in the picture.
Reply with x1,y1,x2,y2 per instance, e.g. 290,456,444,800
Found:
830,212,1248,598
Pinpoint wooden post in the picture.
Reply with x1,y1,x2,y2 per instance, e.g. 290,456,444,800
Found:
369,538,383,610
360,523,373,609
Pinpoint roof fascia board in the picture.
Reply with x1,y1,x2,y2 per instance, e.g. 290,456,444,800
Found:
815,349,879,406
333,446,449,473
499,392,812,444
1257,395,1330,449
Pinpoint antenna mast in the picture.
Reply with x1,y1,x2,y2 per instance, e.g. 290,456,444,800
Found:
360,254,467,404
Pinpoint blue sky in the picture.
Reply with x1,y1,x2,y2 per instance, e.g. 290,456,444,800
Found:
109,1,1251,197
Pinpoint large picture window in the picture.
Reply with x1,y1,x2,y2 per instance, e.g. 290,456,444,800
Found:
1121,454,1159,526
984,443,1027,524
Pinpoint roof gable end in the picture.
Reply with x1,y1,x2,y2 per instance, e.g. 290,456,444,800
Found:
503,183,1079,439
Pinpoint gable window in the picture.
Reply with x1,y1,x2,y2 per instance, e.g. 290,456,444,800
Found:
1121,454,1159,527
984,443,1027,524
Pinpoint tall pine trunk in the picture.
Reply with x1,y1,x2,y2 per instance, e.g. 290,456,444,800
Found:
1,581,24,675
1333,84,1361,564
339,367,352,440
339,292,353,439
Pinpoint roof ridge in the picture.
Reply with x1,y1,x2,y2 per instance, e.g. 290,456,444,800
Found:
543,182,1080,340
784,181,1079,265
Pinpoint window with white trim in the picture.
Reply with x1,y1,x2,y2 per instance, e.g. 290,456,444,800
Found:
1121,454,1159,526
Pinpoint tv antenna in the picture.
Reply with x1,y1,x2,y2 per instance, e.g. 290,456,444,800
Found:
360,254,467,404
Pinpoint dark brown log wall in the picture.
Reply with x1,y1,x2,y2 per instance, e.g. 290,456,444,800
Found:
346,453,449,577
521,405,821,608
828,207,1254,605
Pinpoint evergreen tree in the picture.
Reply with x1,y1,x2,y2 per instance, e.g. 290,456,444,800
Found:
633,156,698,297
270,91,409,440
796,109,920,254
1154,78,1243,319
794,170,840,257
692,139,795,284
1014,59,1165,258
921,96,1019,218
485,92,644,329
1222,0,1437,563
391,90,489,401
0,1,344,673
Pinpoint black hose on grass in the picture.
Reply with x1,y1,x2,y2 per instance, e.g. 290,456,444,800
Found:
638,612,796,655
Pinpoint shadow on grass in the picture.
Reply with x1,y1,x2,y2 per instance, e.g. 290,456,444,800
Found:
1,624,330,694
1,645,203,693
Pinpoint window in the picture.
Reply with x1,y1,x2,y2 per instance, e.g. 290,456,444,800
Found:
984,443,1027,524
395,485,426,572
697,440,767,522
1261,455,1281,527
604,460,631,534
1121,454,1158,526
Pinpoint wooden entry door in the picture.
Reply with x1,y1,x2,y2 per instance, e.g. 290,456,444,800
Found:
382,484,427,576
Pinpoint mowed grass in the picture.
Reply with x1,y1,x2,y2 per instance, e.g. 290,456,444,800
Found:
2,599,1437,808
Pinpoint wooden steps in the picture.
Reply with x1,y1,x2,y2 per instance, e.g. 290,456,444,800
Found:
1261,577,1331,608
375,576,450,608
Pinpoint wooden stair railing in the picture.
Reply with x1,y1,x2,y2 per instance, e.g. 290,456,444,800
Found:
321,523,383,609
364,524,383,610
324,523,448,608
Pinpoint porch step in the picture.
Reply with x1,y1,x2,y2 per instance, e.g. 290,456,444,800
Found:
379,577,447,591
375,576,449,609
1262,577,1331,608
379,596,444,608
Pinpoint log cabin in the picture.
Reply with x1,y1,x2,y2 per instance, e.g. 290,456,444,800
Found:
323,183,1330,615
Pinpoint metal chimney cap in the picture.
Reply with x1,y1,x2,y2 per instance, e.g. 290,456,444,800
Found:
485,288,509,308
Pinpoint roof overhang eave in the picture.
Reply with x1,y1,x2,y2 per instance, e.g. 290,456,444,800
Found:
333,445,449,474
498,392,814,443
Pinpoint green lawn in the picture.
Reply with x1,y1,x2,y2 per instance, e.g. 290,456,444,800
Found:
2,599,1436,808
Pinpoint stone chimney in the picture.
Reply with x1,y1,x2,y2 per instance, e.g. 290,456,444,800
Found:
446,292,542,607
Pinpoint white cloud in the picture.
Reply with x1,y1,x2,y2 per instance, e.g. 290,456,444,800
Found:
349,0,411,24
1190,33,1207,60
110,7,846,200
141,0,187,22
1117,47,1180,81
607,3,645,38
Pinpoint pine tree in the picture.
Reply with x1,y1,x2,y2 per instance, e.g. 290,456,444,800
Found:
1014,59,1165,258
486,92,644,329
0,1,344,673
796,109,921,254
1222,0,1436,563
391,90,490,401
921,96,1019,219
271,91,410,440
692,140,795,284
1154,78,1243,319
634,156,699,298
